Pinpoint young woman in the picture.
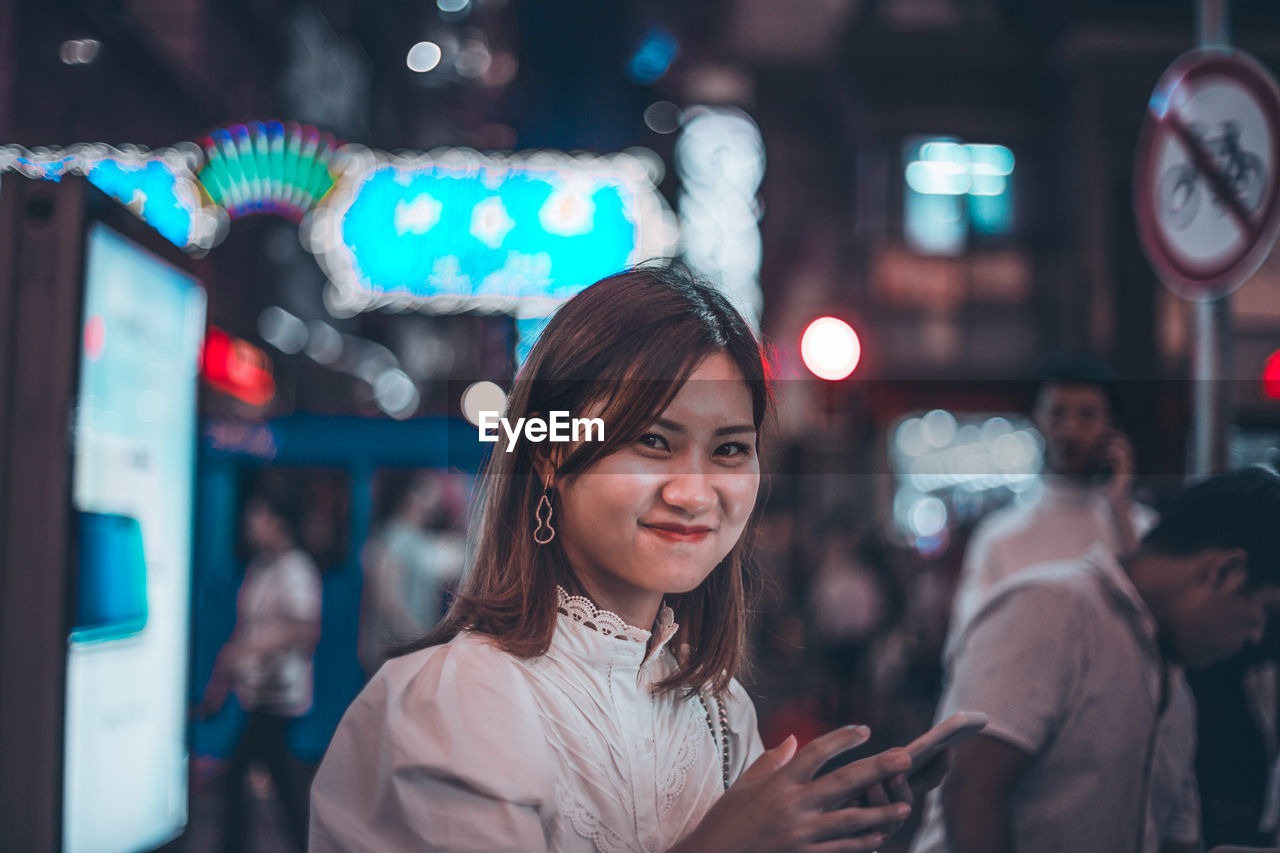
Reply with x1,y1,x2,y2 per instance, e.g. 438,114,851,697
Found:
310,267,945,852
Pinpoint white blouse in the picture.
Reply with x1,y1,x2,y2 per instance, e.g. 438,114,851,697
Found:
310,588,766,853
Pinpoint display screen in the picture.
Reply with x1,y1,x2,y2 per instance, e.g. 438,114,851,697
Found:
63,223,206,853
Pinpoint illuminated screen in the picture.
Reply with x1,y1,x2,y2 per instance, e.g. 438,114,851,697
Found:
63,224,206,853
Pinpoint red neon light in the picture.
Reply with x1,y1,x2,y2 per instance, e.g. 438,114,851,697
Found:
1264,349,1280,400
201,326,275,406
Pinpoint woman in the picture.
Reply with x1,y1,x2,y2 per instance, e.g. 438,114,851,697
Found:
310,267,944,852
204,479,323,853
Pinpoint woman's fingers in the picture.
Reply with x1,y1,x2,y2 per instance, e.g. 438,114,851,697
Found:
886,772,913,806
810,801,910,841
786,725,872,782
739,733,799,784
808,747,912,807
864,782,890,807
808,830,890,852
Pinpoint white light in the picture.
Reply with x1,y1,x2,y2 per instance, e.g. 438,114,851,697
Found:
921,409,957,448
470,196,516,248
800,317,861,381
407,41,443,73
374,369,419,418
895,418,928,457
395,193,443,235
438,0,471,11
59,39,100,65
461,381,507,427
305,321,344,364
905,160,970,195
257,306,308,354
909,496,948,538
981,416,1012,442
455,42,491,78
907,141,1014,196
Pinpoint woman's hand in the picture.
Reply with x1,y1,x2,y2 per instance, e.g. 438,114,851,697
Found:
672,725,920,853
853,748,952,839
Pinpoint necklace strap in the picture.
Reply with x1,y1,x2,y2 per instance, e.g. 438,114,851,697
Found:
697,692,731,791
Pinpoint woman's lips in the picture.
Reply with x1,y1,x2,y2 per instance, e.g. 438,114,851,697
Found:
641,523,712,543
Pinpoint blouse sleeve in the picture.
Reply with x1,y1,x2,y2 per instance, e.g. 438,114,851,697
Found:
724,678,766,781
310,635,557,852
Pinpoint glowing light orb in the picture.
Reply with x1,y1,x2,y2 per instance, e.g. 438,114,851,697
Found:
800,317,861,381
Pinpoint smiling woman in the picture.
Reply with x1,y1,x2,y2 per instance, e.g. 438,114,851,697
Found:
309,266,945,853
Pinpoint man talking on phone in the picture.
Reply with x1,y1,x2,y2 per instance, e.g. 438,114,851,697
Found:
911,468,1280,853
936,358,1200,850
946,357,1153,649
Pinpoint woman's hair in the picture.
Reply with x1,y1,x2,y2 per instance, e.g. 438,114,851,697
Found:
412,264,773,696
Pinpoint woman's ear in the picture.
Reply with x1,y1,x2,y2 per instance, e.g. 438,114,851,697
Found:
533,444,566,490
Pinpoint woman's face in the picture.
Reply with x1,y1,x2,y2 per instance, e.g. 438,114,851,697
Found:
552,351,761,626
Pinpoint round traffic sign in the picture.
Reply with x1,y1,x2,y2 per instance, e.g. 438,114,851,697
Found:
1134,48,1280,300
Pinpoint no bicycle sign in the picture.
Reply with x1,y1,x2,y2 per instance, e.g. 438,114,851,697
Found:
1135,48,1280,300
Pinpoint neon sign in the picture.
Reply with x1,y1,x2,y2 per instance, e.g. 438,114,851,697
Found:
310,147,675,317
0,143,223,250
197,121,337,222
3,128,677,317
201,326,275,407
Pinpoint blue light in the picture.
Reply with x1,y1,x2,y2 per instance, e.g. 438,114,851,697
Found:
514,316,552,369
626,27,679,85
904,137,1015,252
336,163,641,308
86,159,196,248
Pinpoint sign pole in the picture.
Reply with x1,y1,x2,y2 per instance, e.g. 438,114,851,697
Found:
1192,0,1231,476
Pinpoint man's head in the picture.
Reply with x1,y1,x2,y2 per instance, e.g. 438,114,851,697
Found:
1032,357,1121,478
1138,467,1280,668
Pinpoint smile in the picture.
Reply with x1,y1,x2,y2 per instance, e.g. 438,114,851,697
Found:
641,523,713,543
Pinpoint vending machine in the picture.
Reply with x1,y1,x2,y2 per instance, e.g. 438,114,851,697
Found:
0,174,207,852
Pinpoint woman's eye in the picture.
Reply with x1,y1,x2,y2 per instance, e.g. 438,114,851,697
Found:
715,441,753,459
637,433,670,451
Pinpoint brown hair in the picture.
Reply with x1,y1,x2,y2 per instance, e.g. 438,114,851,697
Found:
412,264,773,697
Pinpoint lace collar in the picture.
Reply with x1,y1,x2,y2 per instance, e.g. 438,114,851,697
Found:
554,585,679,666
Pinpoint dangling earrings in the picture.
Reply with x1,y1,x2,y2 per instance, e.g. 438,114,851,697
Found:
533,484,556,545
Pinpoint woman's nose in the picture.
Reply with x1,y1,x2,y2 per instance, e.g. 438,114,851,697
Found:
659,472,718,516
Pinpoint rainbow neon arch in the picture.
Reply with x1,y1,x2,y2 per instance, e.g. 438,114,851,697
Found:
198,121,337,222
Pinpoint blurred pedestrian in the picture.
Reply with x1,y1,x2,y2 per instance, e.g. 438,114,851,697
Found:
808,528,898,723
1191,616,1280,847
935,357,1200,849
946,357,1154,647
356,470,465,677
202,479,323,853
912,468,1280,853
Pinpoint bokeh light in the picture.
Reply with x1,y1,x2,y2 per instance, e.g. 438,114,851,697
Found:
800,317,861,381
407,41,443,73
461,381,507,427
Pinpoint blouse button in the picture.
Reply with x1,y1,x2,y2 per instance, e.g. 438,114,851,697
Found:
642,832,660,850
643,737,654,751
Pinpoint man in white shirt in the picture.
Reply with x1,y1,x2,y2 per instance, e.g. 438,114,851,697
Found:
913,468,1280,853
947,358,1155,649
938,357,1198,851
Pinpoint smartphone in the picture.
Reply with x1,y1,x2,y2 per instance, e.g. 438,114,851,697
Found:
813,711,988,780
905,711,988,773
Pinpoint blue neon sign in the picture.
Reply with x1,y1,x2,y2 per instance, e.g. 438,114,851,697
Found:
315,151,674,316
